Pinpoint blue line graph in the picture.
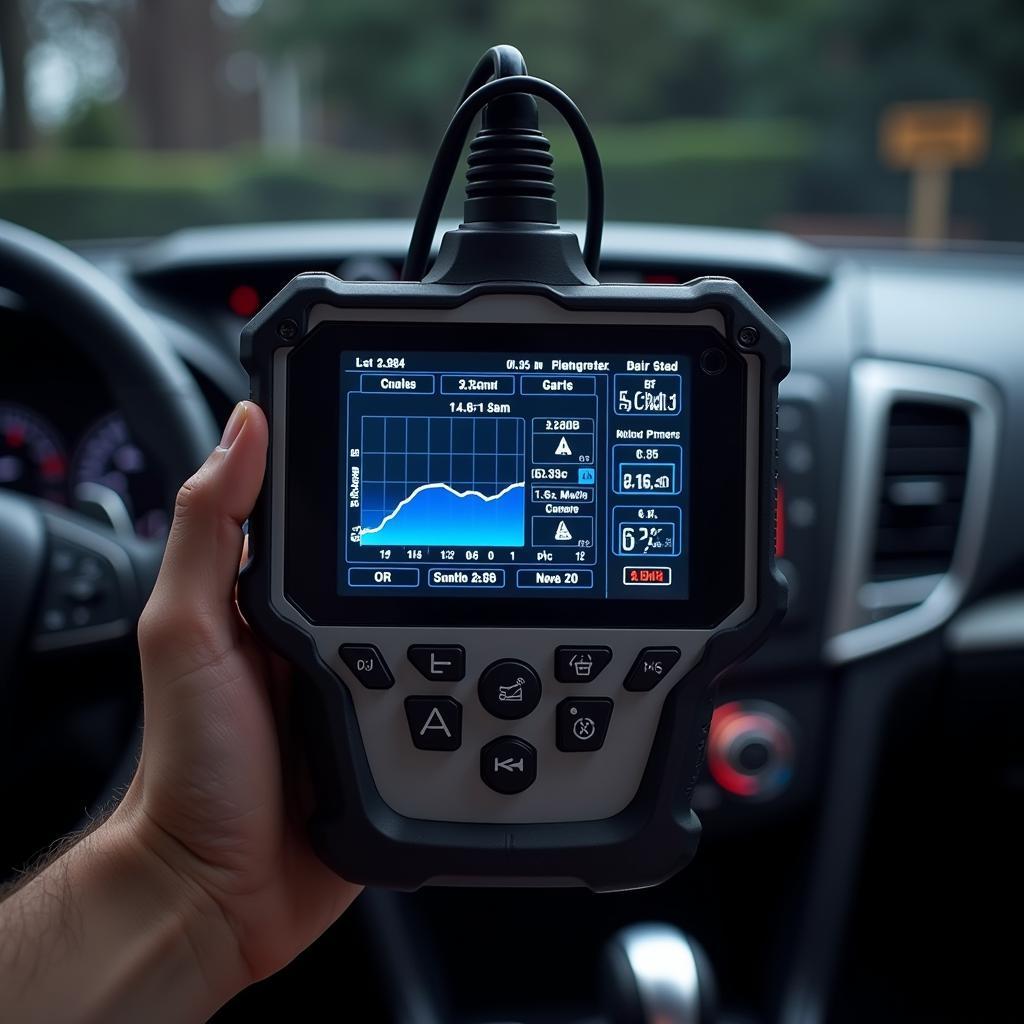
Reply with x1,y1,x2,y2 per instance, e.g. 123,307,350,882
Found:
359,416,526,547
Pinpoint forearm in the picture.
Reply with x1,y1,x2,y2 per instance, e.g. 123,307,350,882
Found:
0,807,248,1024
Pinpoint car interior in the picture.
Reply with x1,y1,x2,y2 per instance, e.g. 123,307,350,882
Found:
1,3,1022,1023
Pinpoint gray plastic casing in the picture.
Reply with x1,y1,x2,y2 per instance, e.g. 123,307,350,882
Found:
270,297,758,823
238,274,789,890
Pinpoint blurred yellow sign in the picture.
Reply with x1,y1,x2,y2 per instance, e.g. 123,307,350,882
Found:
880,101,990,169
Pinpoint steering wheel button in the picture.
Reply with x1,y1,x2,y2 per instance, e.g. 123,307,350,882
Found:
623,647,682,691
338,644,394,690
556,697,613,752
78,556,104,580
478,659,541,719
52,548,76,574
481,736,537,794
42,607,66,631
63,576,101,603
405,697,462,751
555,645,612,683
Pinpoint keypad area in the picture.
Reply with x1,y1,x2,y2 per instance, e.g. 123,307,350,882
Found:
316,629,703,824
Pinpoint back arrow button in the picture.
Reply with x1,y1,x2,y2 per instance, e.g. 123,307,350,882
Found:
481,736,536,794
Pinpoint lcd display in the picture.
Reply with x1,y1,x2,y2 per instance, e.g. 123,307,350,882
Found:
337,349,691,600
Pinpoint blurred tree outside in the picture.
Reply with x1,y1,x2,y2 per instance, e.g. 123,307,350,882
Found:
0,0,1022,240
0,0,32,149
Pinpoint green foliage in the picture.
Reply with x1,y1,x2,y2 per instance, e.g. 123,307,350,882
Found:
251,0,1024,148
3,0,1023,240
0,120,813,238
2,118,1022,242
58,101,132,150
0,147,428,237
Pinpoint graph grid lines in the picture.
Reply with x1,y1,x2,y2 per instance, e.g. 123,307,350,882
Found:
359,415,526,546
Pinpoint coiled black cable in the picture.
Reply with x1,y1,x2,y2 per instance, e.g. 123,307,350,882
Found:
458,44,529,104
401,56,604,282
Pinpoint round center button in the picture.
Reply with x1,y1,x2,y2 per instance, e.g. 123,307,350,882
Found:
478,659,541,719
481,736,537,794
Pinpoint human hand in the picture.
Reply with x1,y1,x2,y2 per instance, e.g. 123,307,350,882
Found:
112,400,360,987
1,401,359,1022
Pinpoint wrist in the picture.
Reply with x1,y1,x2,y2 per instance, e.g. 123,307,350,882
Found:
90,799,252,1017
0,801,250,1024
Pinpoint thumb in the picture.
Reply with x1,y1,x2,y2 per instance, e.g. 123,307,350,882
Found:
138,401,268,680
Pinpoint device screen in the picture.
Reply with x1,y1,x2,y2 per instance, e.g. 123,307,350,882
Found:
337,349,691,601
285,319,745,629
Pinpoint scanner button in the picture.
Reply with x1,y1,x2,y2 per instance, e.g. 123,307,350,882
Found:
408,644,465,682
338,644,393,689
555,646,613,683
556,698,614,752
478,659,541,720
481,736,537,794
623,647,682,691
405,697,462,751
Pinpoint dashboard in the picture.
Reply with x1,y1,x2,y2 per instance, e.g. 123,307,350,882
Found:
4,220,1024,1024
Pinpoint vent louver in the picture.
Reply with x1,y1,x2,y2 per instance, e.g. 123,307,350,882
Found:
871,401,970,581
827,360,998,664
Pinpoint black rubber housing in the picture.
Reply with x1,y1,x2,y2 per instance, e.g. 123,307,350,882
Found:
239,273,789,891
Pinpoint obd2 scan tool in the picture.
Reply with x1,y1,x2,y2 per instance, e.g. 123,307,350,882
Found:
239,46,789,890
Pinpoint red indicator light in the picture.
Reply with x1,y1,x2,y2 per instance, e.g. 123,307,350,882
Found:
40,454,66,480
228,284,261,318
644,273,678,284
623,566,672,585
636,569,666,583
5,426,25,448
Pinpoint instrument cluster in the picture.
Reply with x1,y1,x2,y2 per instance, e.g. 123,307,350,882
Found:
0,307,169,539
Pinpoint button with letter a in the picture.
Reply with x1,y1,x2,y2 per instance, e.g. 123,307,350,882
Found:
405,697,462,751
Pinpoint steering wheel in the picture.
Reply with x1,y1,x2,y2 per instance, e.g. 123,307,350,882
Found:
0,219,218,711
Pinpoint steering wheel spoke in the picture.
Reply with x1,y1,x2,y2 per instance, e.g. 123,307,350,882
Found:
32,507,161,654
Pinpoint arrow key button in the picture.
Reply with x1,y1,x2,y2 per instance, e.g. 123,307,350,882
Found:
481,736,537,794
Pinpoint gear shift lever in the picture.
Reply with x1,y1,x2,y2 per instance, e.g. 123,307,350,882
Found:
602,924,718,1024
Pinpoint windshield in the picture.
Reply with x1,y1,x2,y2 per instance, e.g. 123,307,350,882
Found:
1,0,1021,245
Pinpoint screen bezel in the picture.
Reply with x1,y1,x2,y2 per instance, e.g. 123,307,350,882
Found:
283,320,747,629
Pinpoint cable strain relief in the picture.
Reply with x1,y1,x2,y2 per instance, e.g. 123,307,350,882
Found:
463,124,557,226
482,91,539,131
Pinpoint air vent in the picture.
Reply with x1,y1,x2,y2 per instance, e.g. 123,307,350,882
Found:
871,401,970,580
827,360,998,664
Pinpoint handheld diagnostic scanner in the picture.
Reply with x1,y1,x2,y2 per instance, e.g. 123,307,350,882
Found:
239,46,789,890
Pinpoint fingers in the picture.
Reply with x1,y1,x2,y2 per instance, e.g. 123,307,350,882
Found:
139,401,268,679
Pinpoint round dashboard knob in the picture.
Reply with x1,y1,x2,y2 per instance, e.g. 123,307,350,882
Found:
707,700,795,800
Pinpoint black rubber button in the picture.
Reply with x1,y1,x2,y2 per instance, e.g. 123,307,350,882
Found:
408,644,465,682
554,646,613,683
623,647,682,691
339,644,393,689
556,698,614,752
481,736,537,794
478,659,541,719
405,697,462,751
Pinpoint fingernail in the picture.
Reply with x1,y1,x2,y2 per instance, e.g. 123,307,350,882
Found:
219,402,247,450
